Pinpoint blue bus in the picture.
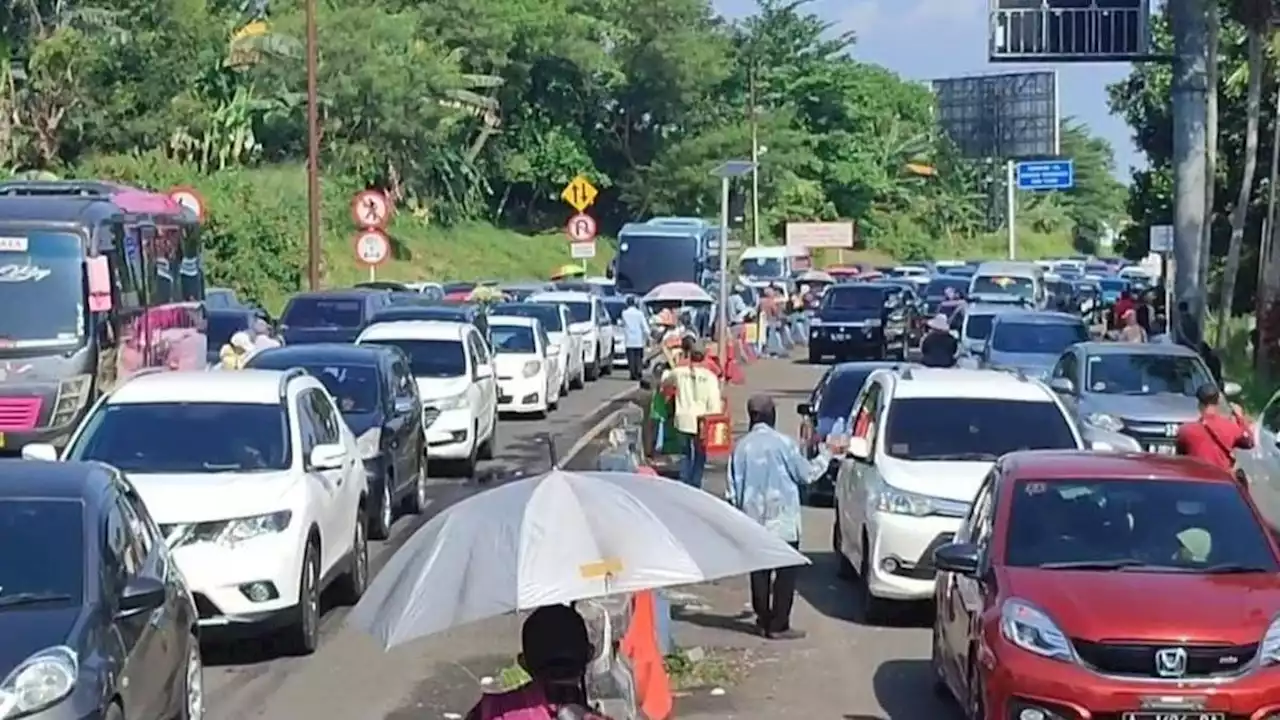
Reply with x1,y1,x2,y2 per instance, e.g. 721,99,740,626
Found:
612,217,721,295
0,181,204,451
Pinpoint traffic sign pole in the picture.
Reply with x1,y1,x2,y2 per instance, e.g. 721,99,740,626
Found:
1006,160,1016,260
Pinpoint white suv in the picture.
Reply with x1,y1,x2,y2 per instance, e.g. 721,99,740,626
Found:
529,291,613,381
23,368,370,654
357,320,497,476
832,367,1083,624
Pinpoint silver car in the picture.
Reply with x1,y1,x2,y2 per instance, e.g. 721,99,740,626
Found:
979,310,1089,381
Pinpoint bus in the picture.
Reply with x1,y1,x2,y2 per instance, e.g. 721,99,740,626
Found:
613,217,721,295
0,180,204,452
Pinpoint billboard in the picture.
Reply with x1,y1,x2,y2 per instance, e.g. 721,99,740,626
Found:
989,0,1151,62
932,70,1059,160
785,222,857,249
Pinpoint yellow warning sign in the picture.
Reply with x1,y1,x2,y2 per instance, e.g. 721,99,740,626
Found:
560,175,598,212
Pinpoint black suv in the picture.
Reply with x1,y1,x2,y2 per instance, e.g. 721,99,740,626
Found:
246,343,428,539
808,283,910,363
279,289,394,345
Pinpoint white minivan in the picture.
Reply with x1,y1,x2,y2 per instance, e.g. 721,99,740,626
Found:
357,320,497,476
528,291,613,381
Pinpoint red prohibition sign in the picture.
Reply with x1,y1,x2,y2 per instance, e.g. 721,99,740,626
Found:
351,189,392,229
565,213,597,242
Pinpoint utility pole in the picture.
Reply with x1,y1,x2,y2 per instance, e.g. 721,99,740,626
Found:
749,66,761,247
305,0,322,291
1170,0,1209,340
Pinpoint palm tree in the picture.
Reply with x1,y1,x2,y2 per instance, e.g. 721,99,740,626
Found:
1215,0,1270,348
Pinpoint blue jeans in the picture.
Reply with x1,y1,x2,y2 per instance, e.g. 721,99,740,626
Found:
765,323,787,357
679,432,706,488
790,315,808,345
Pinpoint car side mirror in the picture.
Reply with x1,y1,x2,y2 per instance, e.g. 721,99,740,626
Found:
308,443,346,470
21,443,58,461
797,402,811,416
932,542,981,576
1049,377,1075,395
1223,381,1242,398
847,436,871,462
117,575,166,618
393,397,416,415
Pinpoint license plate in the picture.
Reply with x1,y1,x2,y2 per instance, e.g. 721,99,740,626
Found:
832,333,847,340
1146,444,1176,455
1122,714,1224,720
1126,707,1223,712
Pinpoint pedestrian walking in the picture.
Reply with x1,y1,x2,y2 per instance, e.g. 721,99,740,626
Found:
661,337,722,489
727,395,845,639
620,296,648,381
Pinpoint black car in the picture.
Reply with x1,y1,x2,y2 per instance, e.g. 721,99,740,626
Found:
246,344,427,539
808,283,909,363
279,289,393,345
0,460,200,720
369,303,491,346
796,361,906,504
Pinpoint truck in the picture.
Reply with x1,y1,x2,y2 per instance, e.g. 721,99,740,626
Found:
737,245,811,289
0,180,205,452
612,217,721,296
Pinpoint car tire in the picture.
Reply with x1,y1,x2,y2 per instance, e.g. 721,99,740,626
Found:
572,363,586,389
404,461,429,515
104,703,125,720
286,539,321,655
808,348,821,364
832,514,855,580
857,538,892,625
336,507,369,605
478,412,497,460
585,361,599,381
458,425,479,478
370,474,393,541
180,632,204,720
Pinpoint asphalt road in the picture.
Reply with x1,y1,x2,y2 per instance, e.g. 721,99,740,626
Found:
202,368,639,720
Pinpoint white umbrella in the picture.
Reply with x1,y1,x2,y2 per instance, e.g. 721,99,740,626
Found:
643,282,712,304
346,469,808,649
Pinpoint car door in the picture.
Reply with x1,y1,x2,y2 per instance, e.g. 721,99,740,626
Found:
536,323,558,396
1050,351,1081,417
388,355,422,491
465,332,493,436
594,298,612,362
938,471,994,688
296,389,344,573
104,489,166,720
799,369,832,456
951,474,996,706
310,388,360,562
837,380,882,566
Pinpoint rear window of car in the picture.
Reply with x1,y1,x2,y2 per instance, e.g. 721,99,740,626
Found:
821,287,884,311
282,297,364,328
1006,478,1279,572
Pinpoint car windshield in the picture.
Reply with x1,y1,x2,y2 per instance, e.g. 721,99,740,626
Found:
822,287,884,311
282,297,364,328
492,305,562,332
965,314,996,340
66,402,291,472
1099,279,1127,292
925,277,968,298
740,257,784,278
971,275,1034,299
817,369,877,420
490,325,537,353
300,364,380,414
1006,478,1279,571
0,499,83,603
1085,353,1212,396
990,321,1088,354
0,231,86,346
883,398,1077,461
362,339,466,378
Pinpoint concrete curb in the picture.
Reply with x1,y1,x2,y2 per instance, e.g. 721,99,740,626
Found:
561,384,643,464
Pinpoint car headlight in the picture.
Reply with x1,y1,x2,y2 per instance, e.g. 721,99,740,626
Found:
167,511,293,549
1001,599,1074,662
1258,615,1280,666
1087,413,1124,432
522,360,542,378
436,393,469,411
0,646,78,718
52,374,93,426
869,480,964,517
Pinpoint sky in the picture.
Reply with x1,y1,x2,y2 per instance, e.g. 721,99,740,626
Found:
711,0,1144,182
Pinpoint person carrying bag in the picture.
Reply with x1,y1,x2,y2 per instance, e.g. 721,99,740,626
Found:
1175,383,1254,484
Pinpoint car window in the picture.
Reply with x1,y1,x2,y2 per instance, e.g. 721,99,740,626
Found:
307,389,342,444
883,398,1077,461
595,300,610,326
114,484,155,556
1005,478,1280,571
956,473,995,544
990,321,1088,354
491,325,537,354
296,393,320,455
1,499,84,602
817,368,876,427
851,381,883,448
391,359,416,401
821,287,884,311
105,494,143,579
1051,352,1077,380
471,332,491,364
281,297,364,328
274,363,381,414
120,483,162,556
1084,353,1212,397
965,314,995,341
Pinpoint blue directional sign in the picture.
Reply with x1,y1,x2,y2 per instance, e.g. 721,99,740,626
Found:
1015,159,1074,191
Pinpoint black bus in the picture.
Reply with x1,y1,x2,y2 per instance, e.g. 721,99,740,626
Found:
0,180,204,451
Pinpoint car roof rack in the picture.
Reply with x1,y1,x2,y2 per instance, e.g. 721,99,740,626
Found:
278,367,308,399
898,367,914,380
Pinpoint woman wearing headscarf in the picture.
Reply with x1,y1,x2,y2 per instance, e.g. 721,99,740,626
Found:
219,331,254,369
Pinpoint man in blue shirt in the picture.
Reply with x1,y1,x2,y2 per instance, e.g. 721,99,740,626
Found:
727,394,844,639
620,295,649,380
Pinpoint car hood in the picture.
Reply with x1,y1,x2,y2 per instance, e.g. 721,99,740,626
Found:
1003,567,1280,645
1084,393,1200,424
878,456,992,504
416,375,470,402
125,471,301,525
0,606,83,676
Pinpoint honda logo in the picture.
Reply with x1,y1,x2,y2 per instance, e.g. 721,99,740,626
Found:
1155,647,1188,678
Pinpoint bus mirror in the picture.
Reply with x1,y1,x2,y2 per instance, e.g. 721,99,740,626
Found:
87,256,112,311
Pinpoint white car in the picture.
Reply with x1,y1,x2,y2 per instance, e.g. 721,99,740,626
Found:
489,317,560,416
529,291,613,381
832,367,1084,624
357,320,497,476
491,303,584,393
23,368,370,654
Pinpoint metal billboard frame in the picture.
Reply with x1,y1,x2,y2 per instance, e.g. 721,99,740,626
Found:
932,70,1060,160
988,0,1158,63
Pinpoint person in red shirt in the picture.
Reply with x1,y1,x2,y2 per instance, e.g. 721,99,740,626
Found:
1110,291,1135,333
1175,383,1254,476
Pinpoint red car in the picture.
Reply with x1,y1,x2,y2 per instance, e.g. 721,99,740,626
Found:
930,450,1280,720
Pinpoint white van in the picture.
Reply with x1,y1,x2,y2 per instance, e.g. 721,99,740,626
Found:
968,261,1045,308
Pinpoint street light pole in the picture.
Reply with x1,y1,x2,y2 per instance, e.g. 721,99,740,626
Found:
1170,0,1209,339
305,0,322,291
711,161,755,370
749,67,761,247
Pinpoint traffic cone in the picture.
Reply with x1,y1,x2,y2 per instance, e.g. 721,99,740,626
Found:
722,351,746,384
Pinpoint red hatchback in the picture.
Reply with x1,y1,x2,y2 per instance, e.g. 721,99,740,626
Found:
930,450,1280,720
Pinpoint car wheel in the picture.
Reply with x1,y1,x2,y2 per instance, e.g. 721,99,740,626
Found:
585,361,599,381
572,362,586,389
286,539,321,655
370,474,393,541
832,513,855,580
104,703,124,720
180,632,204,720
336,507,369,605
458,423,479,477
405,461,429,514
808,348,821,364
857,539,892,625
478,412,497,460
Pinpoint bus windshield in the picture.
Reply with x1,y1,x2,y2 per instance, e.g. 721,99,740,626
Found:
614,234,699,295
0,231,85,346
